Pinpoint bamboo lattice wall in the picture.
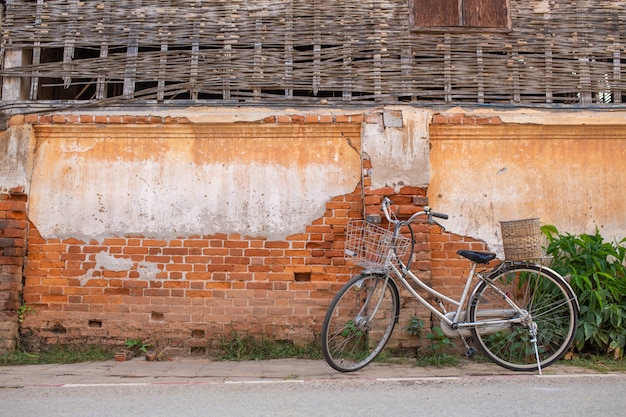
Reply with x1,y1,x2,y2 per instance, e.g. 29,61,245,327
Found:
1,0,624,106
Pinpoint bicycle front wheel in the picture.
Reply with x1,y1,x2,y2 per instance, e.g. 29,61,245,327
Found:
469,263,578,371
321,272,399,372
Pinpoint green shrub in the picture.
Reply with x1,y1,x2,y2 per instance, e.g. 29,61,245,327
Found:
542,225,626,359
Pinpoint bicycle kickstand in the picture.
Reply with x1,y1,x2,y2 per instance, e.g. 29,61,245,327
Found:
530,322,542,376
458,331,477,358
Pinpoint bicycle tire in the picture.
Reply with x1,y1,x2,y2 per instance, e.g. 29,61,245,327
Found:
321,272,399,372
468,263,578,371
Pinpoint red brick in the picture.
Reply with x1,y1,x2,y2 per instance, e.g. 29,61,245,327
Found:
142,239,167,247
163,247,189,255
24,114,39,123
41,294,67,303
291,115,304,124
265,241,289,249
123,246,148,255
0,201,26,212
166,264,192,272
52,115,66,124
184,239,209,247
186,290,212,298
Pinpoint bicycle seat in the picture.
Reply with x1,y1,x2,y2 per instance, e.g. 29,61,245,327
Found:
456,250,497,264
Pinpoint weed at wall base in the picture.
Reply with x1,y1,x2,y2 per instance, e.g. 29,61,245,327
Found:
217,330,323,361
0,345,115,366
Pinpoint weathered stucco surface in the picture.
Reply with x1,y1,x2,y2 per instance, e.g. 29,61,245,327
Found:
0,125,32,192
3,107,624,255
28,123,361,241
428,111,626,256
363,108,431,190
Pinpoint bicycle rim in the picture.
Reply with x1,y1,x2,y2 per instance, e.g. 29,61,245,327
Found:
469,264,578,371
321,272,399,372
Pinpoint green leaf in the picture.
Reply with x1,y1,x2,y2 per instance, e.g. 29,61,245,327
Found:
583,321,595,339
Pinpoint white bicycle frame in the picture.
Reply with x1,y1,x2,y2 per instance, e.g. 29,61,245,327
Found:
382,256,528,337
376,200,532,337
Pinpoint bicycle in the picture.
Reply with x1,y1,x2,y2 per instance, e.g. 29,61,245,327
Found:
321,197,579,374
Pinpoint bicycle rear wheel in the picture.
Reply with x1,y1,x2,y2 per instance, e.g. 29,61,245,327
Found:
468,263,578,371
321,272,399,372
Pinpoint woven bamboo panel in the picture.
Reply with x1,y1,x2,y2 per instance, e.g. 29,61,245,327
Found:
1,0,625,105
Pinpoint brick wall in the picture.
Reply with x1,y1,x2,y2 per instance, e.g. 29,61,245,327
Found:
9,111,477,354
20,188,436,353
0,188,27,354
21,190,362,352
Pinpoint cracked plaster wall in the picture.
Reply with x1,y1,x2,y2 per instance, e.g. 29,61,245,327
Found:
25,122,361,242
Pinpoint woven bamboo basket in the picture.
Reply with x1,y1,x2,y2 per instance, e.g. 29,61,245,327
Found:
500,218,544,261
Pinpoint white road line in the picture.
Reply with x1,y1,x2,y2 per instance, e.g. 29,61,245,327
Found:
61,382,151,387
376,376,461,382
224,379,305,384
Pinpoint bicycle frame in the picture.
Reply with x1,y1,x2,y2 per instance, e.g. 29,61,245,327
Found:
374,197,533,336
380,249,528,337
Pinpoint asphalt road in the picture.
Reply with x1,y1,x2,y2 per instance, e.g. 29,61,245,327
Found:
1,373,624,417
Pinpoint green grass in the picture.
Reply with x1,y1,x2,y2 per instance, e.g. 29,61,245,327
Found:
218,331,323,361
0,345,115,366
562,354,626,373
415,352,461,367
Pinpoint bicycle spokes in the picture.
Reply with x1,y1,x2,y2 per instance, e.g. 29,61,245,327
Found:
470,265,577,372
321,272,399,372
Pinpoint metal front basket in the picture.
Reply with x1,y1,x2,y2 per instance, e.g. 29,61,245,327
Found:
500,218,544,261
344,220,411,270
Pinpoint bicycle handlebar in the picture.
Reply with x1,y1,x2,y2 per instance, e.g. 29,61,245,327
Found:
381,197,448,230
430,210,449,220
